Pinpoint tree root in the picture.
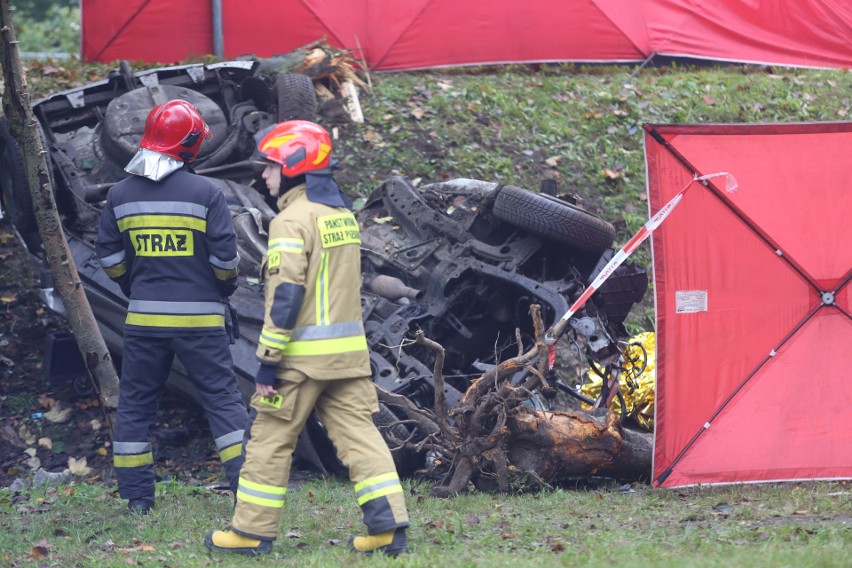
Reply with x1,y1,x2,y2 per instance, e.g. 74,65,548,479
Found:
377,304,652,497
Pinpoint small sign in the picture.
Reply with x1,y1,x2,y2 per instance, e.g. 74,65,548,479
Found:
676,290,708,313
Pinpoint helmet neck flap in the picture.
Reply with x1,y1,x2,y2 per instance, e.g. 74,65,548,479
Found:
124,147,185,182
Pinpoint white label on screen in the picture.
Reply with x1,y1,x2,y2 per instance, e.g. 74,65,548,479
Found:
676,290,708,313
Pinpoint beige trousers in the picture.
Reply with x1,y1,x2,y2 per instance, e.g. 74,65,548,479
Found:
231,369,409,540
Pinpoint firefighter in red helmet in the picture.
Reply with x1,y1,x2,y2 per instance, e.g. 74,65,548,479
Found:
205,120,409,557
96,99,247,515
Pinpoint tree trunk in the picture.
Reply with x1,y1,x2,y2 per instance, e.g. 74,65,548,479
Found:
0,1,120,417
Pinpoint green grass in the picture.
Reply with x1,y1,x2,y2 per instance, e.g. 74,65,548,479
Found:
1,478,849,566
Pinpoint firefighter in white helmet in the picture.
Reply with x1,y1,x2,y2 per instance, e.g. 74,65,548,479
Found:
205,120,409,557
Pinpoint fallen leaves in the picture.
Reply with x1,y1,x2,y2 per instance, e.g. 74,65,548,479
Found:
44,405,73,424
68,456,92,476
19,424,37,445
362,129,385,148
115,544,157,553
30,540,50,559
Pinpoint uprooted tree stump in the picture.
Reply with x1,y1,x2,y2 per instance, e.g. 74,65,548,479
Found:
376,305,652,497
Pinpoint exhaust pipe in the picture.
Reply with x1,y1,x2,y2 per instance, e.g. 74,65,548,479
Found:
366,275,423,302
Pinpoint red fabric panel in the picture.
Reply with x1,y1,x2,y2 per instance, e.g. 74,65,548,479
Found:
221,0,364,59
82,0,212,63
593,0,651,55
661,311,852,486
81,1,852,69
81,0,644,67
647,123,852,487
368,0,644,70
666,129,852,290
645,0,852,68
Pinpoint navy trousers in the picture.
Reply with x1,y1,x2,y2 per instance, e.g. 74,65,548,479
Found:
113,332,247,500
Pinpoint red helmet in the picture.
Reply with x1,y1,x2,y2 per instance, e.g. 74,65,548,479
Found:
139,99,210,162
256,120,332,177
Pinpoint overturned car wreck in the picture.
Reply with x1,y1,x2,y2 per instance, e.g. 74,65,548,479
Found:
0,59,649,475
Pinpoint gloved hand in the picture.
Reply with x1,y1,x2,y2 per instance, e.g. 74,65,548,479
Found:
255,363,277,386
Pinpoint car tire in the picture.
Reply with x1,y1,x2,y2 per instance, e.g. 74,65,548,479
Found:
0,116,38,235
274,73,317,122
493,184,616,254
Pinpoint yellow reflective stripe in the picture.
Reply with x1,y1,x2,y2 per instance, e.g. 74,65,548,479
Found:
259,328,289,349
315,252,329,326
117,215,206,232
354,472,400,493
114,452,154,468
283,335,367,357
237,490,286,508
237,477,287,508
212,266,238,281
259,336,285,349
125,313,225,328
356,484,404,506
104,263,126,278
219,444,242,463
354,473,403,506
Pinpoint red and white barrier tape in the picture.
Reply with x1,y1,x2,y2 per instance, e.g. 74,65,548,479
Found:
545,171,737,360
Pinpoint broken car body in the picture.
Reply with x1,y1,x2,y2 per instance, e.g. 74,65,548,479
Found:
0,60,648,474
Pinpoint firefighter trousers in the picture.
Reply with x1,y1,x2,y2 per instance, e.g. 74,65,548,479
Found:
231,369,409,540
113,332,247,500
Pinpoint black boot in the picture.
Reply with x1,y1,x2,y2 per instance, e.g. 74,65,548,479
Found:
127,497,154,515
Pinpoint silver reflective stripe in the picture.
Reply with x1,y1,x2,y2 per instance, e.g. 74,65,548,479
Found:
355,478,401,499
209,253,240,270
98,250,126,268
316,252,330,326
268,239,304,253
128,300,225,315
238,484,286,503
114,201,208,220
260,329,289,348
215,430,244,450
113,441,152,454
291,320,365,341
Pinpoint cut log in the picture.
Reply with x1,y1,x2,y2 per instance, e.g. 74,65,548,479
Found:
504,408,652,484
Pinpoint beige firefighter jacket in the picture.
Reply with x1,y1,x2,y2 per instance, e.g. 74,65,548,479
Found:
255,184,370,380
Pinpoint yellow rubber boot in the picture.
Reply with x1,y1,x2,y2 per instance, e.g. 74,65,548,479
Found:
204,529,272,556
348,528,407,557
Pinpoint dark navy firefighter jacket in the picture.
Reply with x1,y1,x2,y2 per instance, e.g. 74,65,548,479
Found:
95,168,239,336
